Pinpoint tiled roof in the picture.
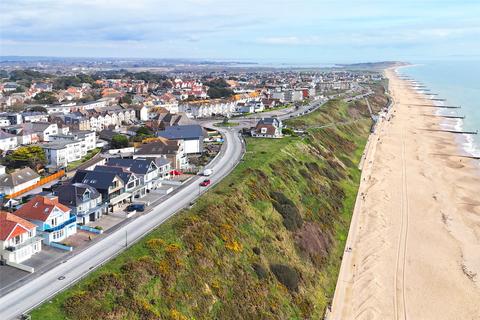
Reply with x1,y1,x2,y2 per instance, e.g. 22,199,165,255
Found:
0,211,36,241
14,195,70,222
0,167,40,188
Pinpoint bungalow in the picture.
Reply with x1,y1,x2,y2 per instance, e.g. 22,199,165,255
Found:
251,117,283,139
56,183,107,224
0,211,42,264
14,195,77,245
0,167,40,197
156,124,205,154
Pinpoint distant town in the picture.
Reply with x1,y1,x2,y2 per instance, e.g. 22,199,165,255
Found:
0,59,386,302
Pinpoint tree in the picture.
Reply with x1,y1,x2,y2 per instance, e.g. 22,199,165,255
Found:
33,92,57,104
111,134,129,149
119,94,133,105
5,146,46,169
29,106,48,113
136,126,153,137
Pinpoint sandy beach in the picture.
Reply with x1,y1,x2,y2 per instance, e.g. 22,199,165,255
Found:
329,68,480,320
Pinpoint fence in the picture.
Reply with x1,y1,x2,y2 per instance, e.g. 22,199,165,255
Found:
5,170,65,199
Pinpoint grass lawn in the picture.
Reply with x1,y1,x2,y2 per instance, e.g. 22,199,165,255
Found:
213,121,240,127
66,147,101,171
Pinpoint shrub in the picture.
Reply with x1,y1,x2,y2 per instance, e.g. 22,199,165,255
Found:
270,192,303,231
252,263,268,280
270,264,300,292
252,247,261,255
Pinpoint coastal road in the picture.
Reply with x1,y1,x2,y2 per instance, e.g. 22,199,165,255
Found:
0,129,243,320
0,97,327,320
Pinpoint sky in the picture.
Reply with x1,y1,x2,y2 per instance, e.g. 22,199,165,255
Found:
1,0,480,64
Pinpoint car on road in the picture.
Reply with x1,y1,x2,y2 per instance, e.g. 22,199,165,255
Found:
199,179,211,187
202,169,213,176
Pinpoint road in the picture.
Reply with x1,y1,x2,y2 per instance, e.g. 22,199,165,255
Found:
0,97,326,320
0,129,243,320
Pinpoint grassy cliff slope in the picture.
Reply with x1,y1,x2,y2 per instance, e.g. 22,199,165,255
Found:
31,99,372,320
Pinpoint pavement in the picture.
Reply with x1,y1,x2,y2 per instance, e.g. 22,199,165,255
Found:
0,97,327,320
0,128,244,320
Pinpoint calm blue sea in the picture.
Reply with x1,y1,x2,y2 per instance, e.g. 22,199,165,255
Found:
398,61,480,156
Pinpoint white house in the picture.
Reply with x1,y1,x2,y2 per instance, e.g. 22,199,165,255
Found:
0,167,40,197
0,130,18,151
42,140,84,169
0,212,42,264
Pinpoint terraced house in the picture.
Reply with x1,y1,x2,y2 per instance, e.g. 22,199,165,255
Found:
14,196,77,246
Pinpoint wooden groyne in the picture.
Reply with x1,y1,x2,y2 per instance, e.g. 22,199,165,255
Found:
422,114,465,119
409,104,461,109
430,153,480,160
422,128,478,135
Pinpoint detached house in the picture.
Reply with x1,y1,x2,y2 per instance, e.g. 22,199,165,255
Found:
14,196,77,245
134,138,188,170
251,117,283,138
156,124,205,154
0,211,42,264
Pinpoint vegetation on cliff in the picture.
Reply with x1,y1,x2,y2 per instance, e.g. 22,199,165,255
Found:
31,99,372,320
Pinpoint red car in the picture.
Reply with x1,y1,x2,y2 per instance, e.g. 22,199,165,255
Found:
200,179,211,187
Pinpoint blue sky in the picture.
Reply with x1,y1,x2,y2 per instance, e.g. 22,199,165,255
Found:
1,0,479,63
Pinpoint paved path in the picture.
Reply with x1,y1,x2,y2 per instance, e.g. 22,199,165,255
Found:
0,97,327,320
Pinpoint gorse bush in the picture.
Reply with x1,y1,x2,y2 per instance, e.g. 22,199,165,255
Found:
270,191,303,231
270,264,300,292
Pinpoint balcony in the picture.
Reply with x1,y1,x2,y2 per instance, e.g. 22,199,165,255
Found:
5,236,43,252
44,216,77,233
76,202,108,218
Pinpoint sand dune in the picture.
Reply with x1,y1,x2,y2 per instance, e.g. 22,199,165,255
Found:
329,69,480,320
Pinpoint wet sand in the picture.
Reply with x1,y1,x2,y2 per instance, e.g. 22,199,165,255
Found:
329,68,480,320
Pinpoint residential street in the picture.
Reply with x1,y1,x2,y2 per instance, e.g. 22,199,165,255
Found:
0,98,326,320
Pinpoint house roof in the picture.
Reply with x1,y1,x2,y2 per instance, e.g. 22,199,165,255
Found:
136,139,180,155
71,170,121,190
106,158,156,175
0,211,36,241
15,195,70,222
56,183,101,207
0,167,40,188
0,130,15,140
258,117,281,127
156,124,205,140
255,124,277,136
93,166,136,185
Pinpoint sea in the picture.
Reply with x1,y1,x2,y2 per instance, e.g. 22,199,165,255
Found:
397,61,480,157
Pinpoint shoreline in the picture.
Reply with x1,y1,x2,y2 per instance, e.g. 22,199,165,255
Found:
328,67,480,319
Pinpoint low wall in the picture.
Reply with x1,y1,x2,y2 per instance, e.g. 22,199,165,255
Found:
6,261,34,273
50,242,73,252
78,224,104,234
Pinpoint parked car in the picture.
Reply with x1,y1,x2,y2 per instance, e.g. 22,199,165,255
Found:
199,179,211,187
126,203,146,212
